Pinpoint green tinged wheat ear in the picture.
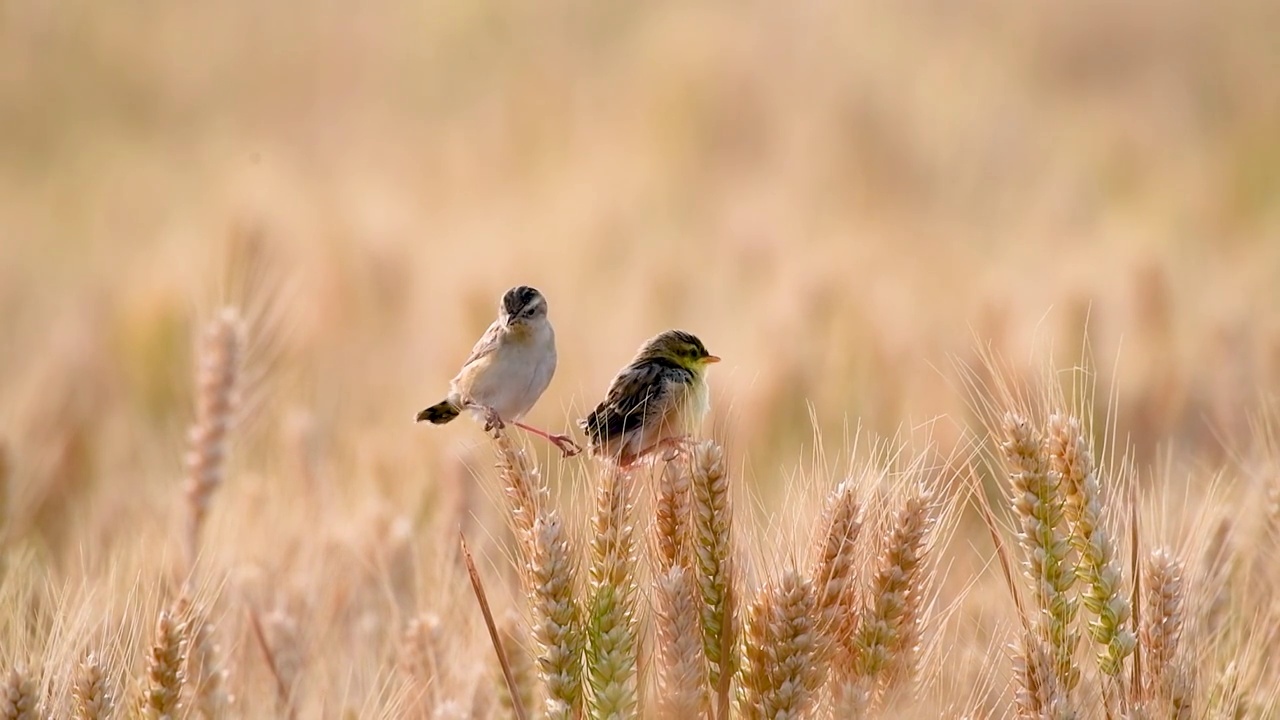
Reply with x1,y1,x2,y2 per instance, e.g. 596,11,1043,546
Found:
585,466,641,719
738,569,823,720
1047,414,1135,680
0,667,37,720
493,435,585,720
1141,549,1191,719
1002,412,1080,697
140,607,188,719
73,653,112,720
183,308,244,571
691,442,737,695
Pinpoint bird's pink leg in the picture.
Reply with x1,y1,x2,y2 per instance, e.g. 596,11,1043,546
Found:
512,421,583,458
632,435,693,464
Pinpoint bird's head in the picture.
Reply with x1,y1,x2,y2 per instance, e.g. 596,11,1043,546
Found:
500,286,549,327
639,330,720,372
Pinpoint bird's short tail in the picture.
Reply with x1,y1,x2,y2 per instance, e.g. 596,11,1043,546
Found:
416,400,461,424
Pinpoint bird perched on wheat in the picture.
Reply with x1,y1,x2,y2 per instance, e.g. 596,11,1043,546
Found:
416,285,580,456
580,329,720,467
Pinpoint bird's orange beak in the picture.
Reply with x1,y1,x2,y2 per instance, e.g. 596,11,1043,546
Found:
705,355,721,363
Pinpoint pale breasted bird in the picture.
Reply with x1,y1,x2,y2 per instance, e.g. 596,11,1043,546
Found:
417,286,580,456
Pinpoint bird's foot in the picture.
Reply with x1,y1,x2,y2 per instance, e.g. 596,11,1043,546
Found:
481,406,506,436
549,433,583,458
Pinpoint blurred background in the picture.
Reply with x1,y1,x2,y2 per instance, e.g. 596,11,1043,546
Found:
4,0,1280,551
2,0,1280,711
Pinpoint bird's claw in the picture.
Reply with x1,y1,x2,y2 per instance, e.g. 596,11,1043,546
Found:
481,407,505,436
550,433,583,458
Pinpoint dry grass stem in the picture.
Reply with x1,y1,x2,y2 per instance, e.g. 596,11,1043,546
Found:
462,532,530,720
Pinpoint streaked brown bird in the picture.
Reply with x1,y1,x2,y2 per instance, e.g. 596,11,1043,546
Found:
580,329,719,467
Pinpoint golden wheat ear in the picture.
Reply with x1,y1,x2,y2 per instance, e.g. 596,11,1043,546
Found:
416,400,460,424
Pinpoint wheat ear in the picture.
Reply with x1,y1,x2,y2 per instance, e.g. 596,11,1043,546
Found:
691,442,737,697
1002,412,1080,697
183,308,244,573
498,612,538,719
845,489,936,709
493,435,585,720
812,477,864,713
176,597,230,719
738,569,823,720
140,606,188,719
73,653,112,720
1047,414,1135,682
585,466,641,719
1012,633,1075,720
1141,549,1191,718
0,667,37,720
651,459,709,718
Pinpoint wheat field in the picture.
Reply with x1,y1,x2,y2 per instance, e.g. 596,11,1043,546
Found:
3,1,1280,718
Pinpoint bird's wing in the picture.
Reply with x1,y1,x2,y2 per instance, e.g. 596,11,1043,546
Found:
459,319,506,369
581,360,687,444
